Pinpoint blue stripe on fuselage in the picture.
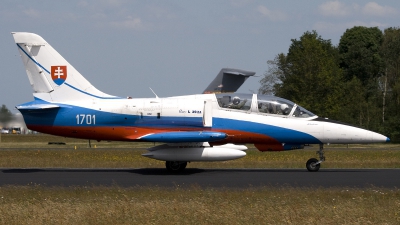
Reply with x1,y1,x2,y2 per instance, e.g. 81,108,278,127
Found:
212,117,321,144
18,100,321,143
18,100,205,128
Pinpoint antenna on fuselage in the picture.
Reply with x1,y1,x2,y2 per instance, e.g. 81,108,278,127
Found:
149,87,159,99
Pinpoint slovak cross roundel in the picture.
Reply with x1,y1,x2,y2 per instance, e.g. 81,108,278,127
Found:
51,66,67,85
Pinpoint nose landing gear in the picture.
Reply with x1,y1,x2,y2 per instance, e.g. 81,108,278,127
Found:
306,144,325,172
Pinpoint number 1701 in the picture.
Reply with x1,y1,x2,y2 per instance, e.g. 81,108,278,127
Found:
76,114,95,124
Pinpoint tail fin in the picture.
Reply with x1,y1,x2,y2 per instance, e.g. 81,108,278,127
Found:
203,68,256,94
12,32,119,102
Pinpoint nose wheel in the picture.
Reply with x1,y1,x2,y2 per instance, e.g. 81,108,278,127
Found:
306,144,325,172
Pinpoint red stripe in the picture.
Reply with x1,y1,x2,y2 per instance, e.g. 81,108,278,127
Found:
28,125,282,149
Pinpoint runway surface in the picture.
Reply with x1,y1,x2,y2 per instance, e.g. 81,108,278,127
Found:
1,168,399,188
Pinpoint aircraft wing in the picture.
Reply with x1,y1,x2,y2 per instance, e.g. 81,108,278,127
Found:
203,68,256,94
138,131,227,143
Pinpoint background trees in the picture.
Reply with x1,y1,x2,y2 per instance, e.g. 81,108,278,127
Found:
259,31,342,118
339,27,383,86
337,27,383,130
259,26,400,140
380,27,400,139
0,104,12,125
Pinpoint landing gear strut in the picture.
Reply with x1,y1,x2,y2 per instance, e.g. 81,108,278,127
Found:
306,144,325,172
165,161,187,172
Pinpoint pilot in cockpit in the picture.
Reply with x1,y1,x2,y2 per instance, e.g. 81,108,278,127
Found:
280,104,290,115
259,102,290,115
228,96,247,109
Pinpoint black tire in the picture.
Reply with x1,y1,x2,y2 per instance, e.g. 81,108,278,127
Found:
165,161,187,172
306,158,320,172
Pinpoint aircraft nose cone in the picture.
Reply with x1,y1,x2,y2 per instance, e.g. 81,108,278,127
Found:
371,132,390,143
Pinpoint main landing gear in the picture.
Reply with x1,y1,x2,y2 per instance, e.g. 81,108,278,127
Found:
306,144,325,172
165,161,187,172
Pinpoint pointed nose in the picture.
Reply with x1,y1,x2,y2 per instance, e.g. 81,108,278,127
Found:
312,117,390,144
323,122,390,144
371,132,390,143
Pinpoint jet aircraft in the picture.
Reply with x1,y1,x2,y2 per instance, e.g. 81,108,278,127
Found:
11,32,390,172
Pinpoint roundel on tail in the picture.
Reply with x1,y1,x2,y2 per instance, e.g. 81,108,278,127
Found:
51,66,67,85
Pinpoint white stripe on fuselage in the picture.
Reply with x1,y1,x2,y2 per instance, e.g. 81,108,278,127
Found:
37,93,387,144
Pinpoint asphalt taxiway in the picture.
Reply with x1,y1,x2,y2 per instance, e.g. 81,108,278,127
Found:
1,168,399,188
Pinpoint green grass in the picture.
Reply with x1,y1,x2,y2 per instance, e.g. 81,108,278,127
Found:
0,186,398,224
1,135,399,224
0,134,155,148
0,134,399,169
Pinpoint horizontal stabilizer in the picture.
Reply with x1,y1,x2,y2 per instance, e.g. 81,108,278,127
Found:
16,104,60,110
138,131,227,143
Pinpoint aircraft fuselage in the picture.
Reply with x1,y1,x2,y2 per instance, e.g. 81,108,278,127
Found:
18,93,388,152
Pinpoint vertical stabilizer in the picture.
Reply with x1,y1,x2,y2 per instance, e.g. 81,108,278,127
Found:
203,68,256,94
12,32,119,102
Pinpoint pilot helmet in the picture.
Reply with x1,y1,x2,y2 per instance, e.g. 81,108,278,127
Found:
232,97,241,105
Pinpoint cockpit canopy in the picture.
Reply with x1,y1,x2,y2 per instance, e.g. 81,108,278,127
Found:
215,93,315,118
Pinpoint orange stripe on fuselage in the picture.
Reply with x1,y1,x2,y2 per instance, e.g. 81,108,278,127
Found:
28,125,282,147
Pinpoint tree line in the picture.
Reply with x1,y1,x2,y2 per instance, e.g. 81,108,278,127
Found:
259,26,400,141
0,104,12,125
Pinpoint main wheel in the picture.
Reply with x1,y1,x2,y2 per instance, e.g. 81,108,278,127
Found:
165,161,187,172
306,158,320,172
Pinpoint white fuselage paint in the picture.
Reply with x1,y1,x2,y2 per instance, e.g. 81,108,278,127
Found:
46,93,387,145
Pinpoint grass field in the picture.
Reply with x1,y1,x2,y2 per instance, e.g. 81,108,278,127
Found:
0,186,398,224
0,134,399,169
0,134,399,224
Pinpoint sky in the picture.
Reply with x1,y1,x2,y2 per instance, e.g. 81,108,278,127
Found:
1,0,400,113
